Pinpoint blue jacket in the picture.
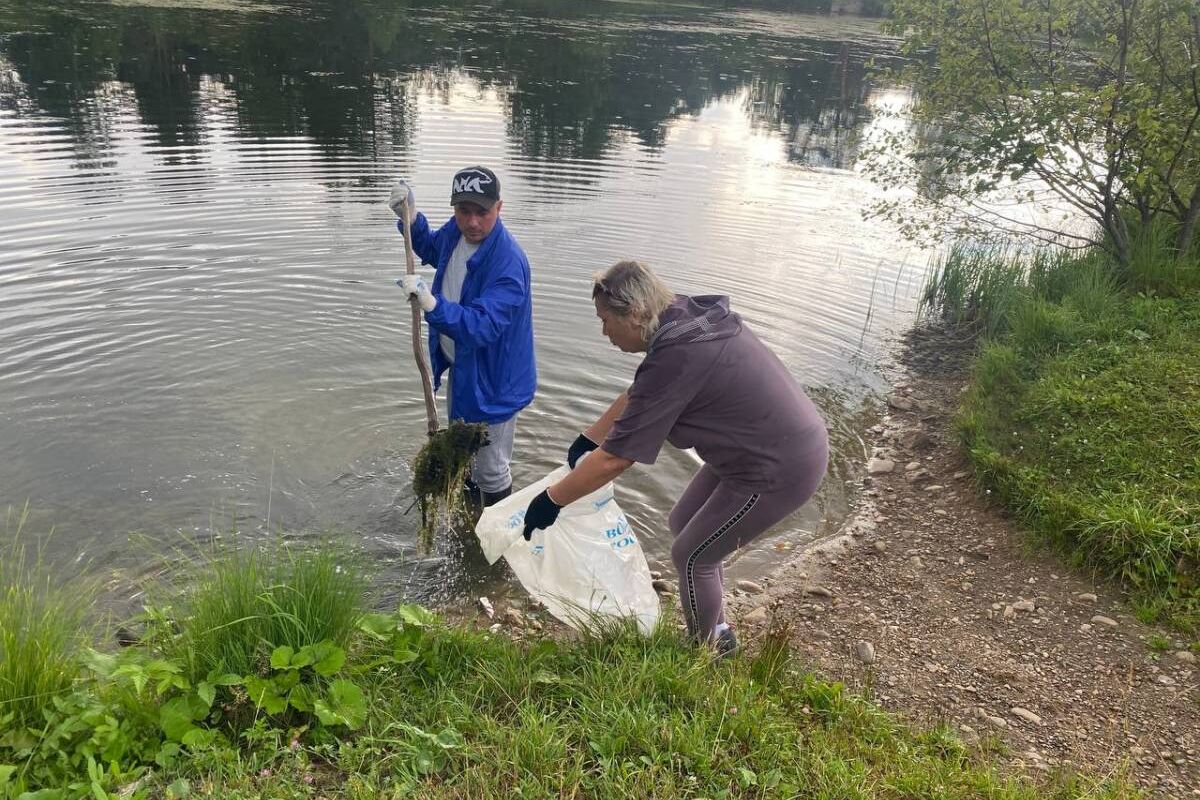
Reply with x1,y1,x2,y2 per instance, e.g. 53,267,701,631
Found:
400,213,536,424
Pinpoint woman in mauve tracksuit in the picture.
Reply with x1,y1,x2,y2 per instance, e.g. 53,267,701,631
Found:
521,260,828,654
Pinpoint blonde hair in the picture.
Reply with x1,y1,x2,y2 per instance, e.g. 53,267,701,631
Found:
592,260,675,342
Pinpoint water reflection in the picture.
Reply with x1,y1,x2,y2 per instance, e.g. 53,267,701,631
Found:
0,0,897,170
0,0,923,606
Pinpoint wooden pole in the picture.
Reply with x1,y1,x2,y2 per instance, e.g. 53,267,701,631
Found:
398,204,440,436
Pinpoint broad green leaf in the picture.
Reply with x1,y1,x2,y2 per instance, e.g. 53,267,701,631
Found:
288,684,316,713
154,742,180,768
166,779,191,799
311,642,346,677
434,728,463,749
289,646,315,669
196,682,215,709
244,676,287,715
356,612,396,640
270,645,295,670
391,646,419,665
396,604,437,627
315,679,366,729
0,765,15,785
181,728,217,749
160,698,201,742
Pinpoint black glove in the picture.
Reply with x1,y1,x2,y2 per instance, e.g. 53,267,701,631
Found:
522,489,562,541
566,433,599,469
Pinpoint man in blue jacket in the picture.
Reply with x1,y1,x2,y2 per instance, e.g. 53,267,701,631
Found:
391,166,536,507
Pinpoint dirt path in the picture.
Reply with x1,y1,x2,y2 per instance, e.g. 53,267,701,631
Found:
723,326,1200,798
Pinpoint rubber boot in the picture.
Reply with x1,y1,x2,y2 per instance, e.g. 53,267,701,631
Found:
481,485,512,508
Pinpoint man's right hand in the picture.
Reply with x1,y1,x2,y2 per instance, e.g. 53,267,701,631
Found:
566,433,599,469
388,180,415,219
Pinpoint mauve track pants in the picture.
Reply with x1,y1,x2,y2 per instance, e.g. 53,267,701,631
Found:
668,443,828,641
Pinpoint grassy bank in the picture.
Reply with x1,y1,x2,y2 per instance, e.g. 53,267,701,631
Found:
1,531,1139,799
921,242,1200,634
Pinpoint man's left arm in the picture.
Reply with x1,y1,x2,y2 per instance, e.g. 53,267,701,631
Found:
424,257,528,347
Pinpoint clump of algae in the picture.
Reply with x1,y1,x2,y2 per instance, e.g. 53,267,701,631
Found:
411,421,490,552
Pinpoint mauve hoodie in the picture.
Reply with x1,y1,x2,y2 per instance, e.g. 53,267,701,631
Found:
602,295,828,493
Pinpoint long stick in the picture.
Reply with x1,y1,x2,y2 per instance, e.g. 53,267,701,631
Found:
399,205,440,436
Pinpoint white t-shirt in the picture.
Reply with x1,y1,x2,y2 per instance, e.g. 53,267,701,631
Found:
440,236,480,363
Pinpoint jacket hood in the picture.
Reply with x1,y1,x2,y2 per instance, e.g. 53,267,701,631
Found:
649,294,741,351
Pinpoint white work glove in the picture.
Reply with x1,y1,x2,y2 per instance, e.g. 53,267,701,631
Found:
398,274,437,313
388,180,415,219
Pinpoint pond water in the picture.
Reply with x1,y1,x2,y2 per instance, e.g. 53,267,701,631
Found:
0,0,930,606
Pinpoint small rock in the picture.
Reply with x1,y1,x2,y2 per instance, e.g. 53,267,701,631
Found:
1155,675,1176,686
867,458,896,475
1003,605,1016,620
478,596,495,619
905,461,922,471
649,570,662,580
736,580,765,594
887,393,916,412
503,608,526,627
953,470,970,480
872,540,888,553
1012,600,1036,613
1077,592,1098,603
651,579,672,593
909,556,924,569
805,585,834,599
1011,707,1042,725
1174,651,1196,664
1091,614,1118,628
854,640,876,665
744,606,769,624
923,484,945,492
961,582,973,592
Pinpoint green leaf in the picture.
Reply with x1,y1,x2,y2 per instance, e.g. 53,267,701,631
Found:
207,670,242,687
314,679,366,729
160,697,201,742
155,742,180,768
289,646,315,669
396,604,437,627
181,728,217,750
737,767,757,787
434,728,463,749
390,646,419,665
196,682,215,709
311,642,346,677
288,684,316,714
356,613,396,640
270,645,296,670
244,676,287,715
166,778,191,799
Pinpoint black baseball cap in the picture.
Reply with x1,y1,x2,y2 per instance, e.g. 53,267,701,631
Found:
450,166,500,210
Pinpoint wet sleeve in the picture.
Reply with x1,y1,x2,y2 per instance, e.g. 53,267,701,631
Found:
601,353,702,464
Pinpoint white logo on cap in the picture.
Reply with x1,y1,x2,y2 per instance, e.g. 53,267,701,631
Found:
454,170,493,195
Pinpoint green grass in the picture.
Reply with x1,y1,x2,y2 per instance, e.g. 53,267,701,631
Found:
0,506,92,730
162,620,1138,800
923,238,1200,635
0,530,1142,798
157,539,369,680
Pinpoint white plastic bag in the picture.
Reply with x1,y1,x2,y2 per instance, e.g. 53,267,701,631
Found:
475,466,660,634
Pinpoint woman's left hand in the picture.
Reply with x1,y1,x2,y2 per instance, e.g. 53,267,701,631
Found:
522,489,562,540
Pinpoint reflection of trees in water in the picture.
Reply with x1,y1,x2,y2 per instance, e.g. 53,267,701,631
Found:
0,0,896,171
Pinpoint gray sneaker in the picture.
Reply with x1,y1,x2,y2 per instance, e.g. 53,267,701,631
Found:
715,627,739,658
